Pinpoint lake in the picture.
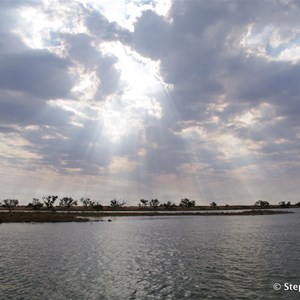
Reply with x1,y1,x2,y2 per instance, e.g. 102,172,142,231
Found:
1,209,300,299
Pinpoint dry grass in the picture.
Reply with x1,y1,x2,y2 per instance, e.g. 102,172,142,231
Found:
0,212,89,223
0,209,292,223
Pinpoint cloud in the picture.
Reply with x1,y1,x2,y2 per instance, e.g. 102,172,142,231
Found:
1,0,300,204
0,51,73,99
57,32,121,100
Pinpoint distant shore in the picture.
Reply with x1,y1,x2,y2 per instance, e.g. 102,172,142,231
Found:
0,209,293,223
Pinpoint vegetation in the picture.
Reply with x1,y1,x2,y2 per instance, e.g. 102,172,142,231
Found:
80,197,95,209
2,195,300,213
210,202,217,208
59,197,77,208
179,198,195,208
139,199,149,207
79,198,102,210
1,195,298,223
1,199,19,213
110,199,126,208
162,201,176,209
28,198,44,209
93,202,103,210
255,200,270,208
149,199,160,208
0,209,293,223
43,196,58,209
279,201,291,208
0,212,89,223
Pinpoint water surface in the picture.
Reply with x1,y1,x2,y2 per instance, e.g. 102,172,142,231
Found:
1,210,300,299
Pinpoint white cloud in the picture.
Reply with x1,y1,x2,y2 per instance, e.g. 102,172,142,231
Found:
1,0,300,204
278,45,300,63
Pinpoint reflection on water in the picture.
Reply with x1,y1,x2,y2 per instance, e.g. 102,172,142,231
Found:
1,210,300,299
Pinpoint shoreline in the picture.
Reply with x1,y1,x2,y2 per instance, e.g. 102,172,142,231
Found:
0,209,293,223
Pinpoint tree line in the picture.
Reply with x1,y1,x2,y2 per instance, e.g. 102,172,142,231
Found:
0,197,198,210
1,197,300,211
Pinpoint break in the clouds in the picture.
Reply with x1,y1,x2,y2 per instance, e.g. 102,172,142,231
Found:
1,0,300,205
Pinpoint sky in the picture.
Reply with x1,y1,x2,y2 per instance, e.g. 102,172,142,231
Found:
1,0,300,205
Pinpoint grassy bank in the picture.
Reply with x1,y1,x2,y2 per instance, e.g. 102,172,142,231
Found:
0,212,90,223
0,209,293,223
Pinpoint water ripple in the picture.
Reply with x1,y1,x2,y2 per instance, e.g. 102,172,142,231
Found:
1,213,300,299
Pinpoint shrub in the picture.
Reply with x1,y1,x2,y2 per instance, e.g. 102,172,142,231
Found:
255,200,270,208
162,201,176,209
179,198,195,208
43,196,58,209
94,202,103,211
110,199,126,208
149,199,160,208
80,197,95,208
59,197,77,208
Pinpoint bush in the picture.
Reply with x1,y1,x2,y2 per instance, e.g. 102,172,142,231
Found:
162,201,176,209
110,199,126,208
43,196,58,209
2,199,19,213
29,198,44,209
139,199,148,207
94,202,103,211
279,201,290,208
255,200,270,208
59,197,77,208
210,202,217,208
149,199,160,208
80,197,95,208
179,198,195,208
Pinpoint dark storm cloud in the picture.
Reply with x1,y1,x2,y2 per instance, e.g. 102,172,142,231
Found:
0,3,35,52
57,31,122,100
0,1,131,176
0,91,74,127
131,10,170,59
0,1,75,101
128,0,300,167
77,7,132,99
57,33,99,67
130,0,300,110
0,31,28,54
0,51,73,99
0,125,18,134
1,0,40,8
85,8,130,43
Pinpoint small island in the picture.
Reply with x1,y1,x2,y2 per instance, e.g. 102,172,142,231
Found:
0,197,296,223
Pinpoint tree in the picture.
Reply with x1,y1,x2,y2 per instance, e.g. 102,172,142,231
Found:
162,201,176,209
149,199,160,208
2,199,19,214
43,196,58,209
179,198,195,208
210,202,217,208
94,202,103,211
29,198,44,209
296,202,300,207
279,201,291,208
139,199,148,207
110,199,126,208
59,197,77,208
255,200,270,208
80,197,95,209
